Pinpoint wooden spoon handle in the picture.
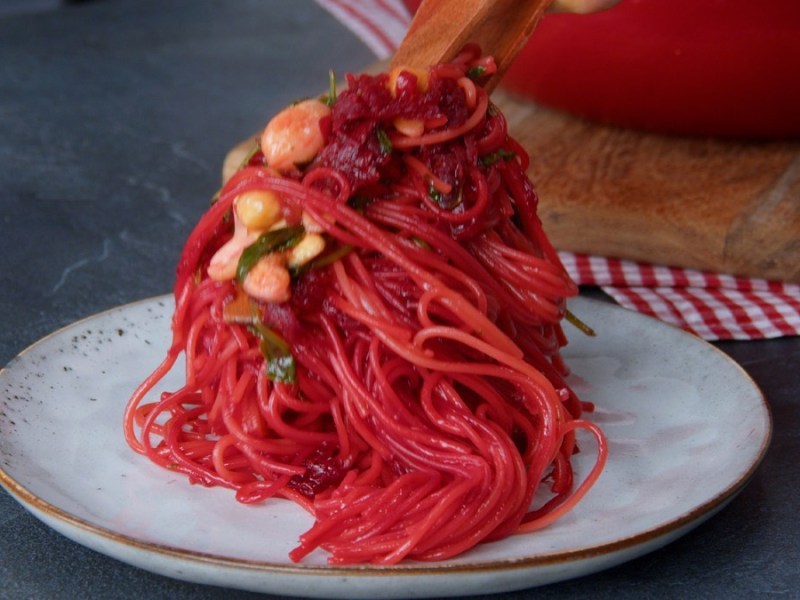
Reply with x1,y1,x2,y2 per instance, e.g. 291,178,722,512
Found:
390,0,554,91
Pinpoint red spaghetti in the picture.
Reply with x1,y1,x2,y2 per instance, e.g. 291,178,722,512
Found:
124,45,607,565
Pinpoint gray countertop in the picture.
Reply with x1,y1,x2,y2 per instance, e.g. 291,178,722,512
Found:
1,1,798,598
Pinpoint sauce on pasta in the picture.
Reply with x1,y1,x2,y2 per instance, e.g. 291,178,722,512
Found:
124,45,607,565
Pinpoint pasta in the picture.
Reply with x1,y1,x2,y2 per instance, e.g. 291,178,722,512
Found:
123,45,607,565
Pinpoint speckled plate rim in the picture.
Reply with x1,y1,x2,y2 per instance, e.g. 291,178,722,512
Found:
0,295,773,597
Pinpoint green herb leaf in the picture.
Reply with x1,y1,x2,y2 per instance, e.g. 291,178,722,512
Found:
376,128,393,154
250,321,297,384
304,243,354,272
427,182,442,205
266,353,296,383
236,226,305,282
410,237,431,250
323,69,337,107
467,66,486,80
565,310,596,337
429,182,463,210
479,148,516,167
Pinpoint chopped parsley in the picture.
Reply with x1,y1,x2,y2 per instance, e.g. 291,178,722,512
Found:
479,148,517,167
376,128,393,154
236,226,305,282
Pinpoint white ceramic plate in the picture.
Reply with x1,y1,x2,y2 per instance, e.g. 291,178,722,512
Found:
0,296,771,598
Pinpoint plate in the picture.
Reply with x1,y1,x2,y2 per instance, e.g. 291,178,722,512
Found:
0,295,771,598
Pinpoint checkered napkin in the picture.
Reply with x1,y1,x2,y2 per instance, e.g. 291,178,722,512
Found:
559,253,800,340
314,0,800,340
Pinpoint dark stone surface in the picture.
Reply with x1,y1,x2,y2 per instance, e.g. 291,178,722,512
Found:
0,1,797,598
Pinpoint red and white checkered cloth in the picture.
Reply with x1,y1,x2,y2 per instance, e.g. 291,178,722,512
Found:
314,0,800,341
559,254,800,340
319,0,412,57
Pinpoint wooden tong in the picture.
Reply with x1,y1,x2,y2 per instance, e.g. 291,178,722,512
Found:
390,0,555,92
223,0,558,181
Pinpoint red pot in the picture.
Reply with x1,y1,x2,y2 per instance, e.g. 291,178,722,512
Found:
403,0,800,138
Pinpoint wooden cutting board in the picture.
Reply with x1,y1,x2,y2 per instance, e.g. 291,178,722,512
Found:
494,89,800,283
223,87,800,283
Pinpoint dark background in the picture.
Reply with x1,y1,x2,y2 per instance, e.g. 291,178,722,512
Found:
1,1,798,598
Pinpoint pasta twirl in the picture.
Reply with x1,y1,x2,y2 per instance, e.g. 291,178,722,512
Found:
124,45,607,565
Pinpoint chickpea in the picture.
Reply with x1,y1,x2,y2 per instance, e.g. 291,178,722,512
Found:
393,117,425,137
287,234,325,269
235,189,282,230
260,99,331,172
